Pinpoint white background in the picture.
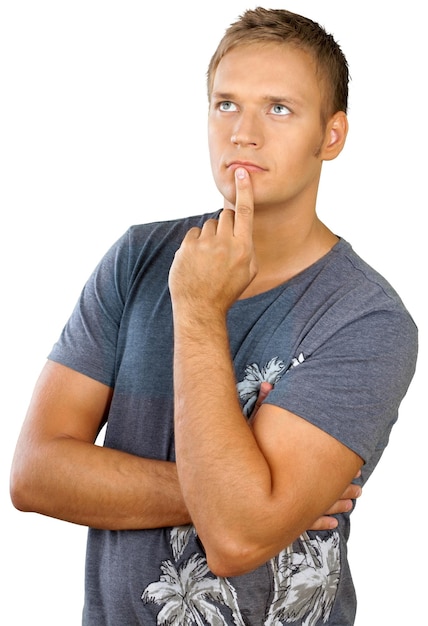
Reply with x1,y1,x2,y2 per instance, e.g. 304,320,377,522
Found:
1,1,425,623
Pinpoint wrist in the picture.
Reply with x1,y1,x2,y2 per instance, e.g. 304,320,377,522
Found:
171,301,228,333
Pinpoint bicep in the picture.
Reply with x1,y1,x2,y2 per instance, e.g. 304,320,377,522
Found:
19,359,113,446
252,403,363,532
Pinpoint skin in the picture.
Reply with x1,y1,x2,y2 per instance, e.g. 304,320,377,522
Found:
169,43,363,578
10,361,359,530
10,43,360,546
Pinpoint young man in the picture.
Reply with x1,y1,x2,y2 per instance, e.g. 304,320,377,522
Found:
10,8,417,625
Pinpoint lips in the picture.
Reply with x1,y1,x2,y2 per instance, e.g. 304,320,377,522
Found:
226,160,267,173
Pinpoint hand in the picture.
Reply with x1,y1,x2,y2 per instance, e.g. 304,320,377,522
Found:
169,168,258,317
249,383,362,531
308,476,362,530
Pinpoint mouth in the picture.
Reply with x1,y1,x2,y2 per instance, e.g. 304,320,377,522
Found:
226,160,267,173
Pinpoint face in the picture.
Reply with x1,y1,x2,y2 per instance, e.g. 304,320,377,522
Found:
208,43,338,213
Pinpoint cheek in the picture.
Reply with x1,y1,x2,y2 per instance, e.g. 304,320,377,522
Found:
208,130,234,195
276,141,318,177
215,172,236,205
208,130,221,173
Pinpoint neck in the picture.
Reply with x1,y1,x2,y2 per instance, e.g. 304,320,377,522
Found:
237,203,338,299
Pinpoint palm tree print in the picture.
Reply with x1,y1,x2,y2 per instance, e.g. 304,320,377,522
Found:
237,354,305,417
142,531,339,626
264,533,340,625
142,554,245,626
142,355,340,625
170,525,196,561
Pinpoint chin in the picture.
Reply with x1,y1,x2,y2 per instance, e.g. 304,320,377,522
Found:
215,181,236,208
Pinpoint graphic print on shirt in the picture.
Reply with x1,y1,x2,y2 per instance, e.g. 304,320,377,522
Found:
237,354,305,417
141,354,341,625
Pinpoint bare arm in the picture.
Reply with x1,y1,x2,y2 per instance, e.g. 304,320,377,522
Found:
10,360,359,533
10,360,191,530
249,381,362,532
169,168,363,577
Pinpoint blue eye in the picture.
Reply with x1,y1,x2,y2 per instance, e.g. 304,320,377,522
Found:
219,101,237,112
271,104,291,116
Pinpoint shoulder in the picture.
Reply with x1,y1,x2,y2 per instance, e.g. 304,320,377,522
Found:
100,211,223,283
126,211,221,249
324,239,417,331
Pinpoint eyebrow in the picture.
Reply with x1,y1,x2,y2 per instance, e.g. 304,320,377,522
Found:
210,92,236,102
210,91,301,106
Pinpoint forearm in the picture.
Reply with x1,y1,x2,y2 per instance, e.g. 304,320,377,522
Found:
173,315,274,561
172,321,362,577
11,436,190,530
169,172,363,577
168,196,284,573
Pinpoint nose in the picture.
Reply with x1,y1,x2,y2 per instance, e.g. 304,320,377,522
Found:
231,111,262,148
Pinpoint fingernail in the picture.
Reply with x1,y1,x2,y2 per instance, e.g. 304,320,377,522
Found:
236,167,247,180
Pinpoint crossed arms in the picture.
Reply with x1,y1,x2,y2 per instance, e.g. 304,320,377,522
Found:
10,168,363,576
10,360,359,536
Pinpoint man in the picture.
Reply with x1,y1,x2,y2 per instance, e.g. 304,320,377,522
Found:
10,7,417,625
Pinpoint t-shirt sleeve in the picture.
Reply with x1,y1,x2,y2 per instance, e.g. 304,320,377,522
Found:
265,306,418,465
48,229,131,387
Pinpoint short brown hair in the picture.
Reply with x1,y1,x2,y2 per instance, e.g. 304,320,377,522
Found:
207,7,349,121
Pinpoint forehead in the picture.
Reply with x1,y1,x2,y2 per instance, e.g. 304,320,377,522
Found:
211,42,321,105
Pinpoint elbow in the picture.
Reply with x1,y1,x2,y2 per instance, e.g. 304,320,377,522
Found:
203,535,272,578
9,456,37,513
207,555,257,579
10,476,29,512
200,521,299,578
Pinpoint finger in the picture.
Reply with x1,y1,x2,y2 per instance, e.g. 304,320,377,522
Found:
233,167,254,238
308,515,339,531
216,208,236,234
339,483,362,501
321,484,362,517
257,381,273,404
248,382,273,424
309,481,363,531
323,499,353,516
253,382,273,411
182,226,202,242
199,218,219,237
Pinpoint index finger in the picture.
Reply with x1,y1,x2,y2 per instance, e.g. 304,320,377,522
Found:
233,167,254,238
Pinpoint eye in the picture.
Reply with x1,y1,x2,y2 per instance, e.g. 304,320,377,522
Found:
218,101,238,112
270,104,291,116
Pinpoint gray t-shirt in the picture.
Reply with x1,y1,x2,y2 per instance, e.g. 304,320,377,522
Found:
49,211,417,625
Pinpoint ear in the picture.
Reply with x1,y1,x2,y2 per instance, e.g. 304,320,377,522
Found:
320,111,348,161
